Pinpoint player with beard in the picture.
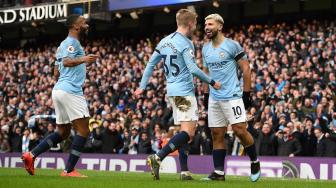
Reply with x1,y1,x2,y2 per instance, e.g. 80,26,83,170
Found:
22,14,98,177
135,9,221,181
201,14,261,182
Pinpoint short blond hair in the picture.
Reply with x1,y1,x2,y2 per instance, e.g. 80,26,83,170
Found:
176,9,197,27
205,14,224,25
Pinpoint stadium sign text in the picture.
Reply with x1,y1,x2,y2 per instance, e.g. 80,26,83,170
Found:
0,3,67,24
1,153,335,180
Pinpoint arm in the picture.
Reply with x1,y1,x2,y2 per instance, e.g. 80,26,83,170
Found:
54,65,59,80
183,48,215,86
237,59,251,93
203,67,210,110
235,45,252,109
62,56,86,67
139,50,162,90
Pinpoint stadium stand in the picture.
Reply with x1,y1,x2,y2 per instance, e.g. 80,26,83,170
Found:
0,18,335,156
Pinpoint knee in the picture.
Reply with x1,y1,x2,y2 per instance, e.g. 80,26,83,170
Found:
211,130,224,142
57,126,71,140
186,131,194,141
232,125,247,138
77,127,90,138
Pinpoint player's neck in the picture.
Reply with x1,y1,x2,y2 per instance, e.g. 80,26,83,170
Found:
68,31,79,40
176,27,189,38
212,34,225,48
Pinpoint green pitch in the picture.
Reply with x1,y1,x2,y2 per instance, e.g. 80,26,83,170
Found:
0,168,335,188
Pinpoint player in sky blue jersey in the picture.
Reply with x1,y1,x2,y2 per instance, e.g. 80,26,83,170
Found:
22,14,98,178
135,9,221,181
201,14,261,182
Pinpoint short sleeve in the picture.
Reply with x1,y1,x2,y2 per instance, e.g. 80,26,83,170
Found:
60,40,80,59
231,41,247,62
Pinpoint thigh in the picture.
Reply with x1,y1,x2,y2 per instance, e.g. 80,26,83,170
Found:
168,97,179,125
172,96,199,125
221,98,247,125
72,117,90,137
63,93,90,122
52,90,71,124
208,98,229,128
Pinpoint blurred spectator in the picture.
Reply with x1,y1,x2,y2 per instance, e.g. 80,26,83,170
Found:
0,132,11,153
128,127,139,154
192,117,212,155
99,121,123,153
151,131,162,153
314,127,336,157
276,127,302,157
137,132,152,154
302,116,317,156
10,126,22,152
254,123,277,156
21,128,30,153
119,129,131,154
28,131,42,151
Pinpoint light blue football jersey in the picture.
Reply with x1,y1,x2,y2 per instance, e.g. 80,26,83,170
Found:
202,38,247,100
140,32,212,96
53,36,86,96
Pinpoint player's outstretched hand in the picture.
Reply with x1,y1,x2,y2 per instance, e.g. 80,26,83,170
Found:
83,54,99,63
213,81,221,90
134,88,144,97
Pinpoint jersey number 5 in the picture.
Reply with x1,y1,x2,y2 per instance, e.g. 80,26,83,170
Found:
162,55,180,77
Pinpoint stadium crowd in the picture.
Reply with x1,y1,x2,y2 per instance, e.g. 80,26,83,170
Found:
0,19,336,157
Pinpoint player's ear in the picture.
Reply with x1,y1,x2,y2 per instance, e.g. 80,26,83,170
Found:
218,24,223,31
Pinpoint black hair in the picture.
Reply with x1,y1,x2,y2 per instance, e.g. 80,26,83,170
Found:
65,14,81,30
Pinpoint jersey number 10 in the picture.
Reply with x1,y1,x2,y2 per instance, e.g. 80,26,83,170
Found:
162,55,180,77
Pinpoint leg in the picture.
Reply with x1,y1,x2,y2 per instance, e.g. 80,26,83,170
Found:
201,97,227,181
231,122,260,182
231,123,256,161
148,96,197,180
30,123,71,157
63,117,90,174
156,121,195,160
178,142,193,180
22,123,70,176
211,127,227,173
225,98,260,182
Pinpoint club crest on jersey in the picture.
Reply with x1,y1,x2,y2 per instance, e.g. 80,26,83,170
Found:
189,49,195,58
67,45,75,53
220,52,225,59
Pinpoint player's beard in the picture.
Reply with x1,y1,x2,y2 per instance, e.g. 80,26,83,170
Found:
79,26,89,40
205,29,218,39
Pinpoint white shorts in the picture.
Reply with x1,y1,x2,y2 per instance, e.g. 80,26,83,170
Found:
52,90,90,124
168,96,199,125
208,97,247,128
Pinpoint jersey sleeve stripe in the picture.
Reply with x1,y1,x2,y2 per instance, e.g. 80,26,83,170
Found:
234,51,245,62
154,49,161,54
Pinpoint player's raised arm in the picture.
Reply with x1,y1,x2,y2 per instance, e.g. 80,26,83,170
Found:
135,50,162,96
182,48,221,90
